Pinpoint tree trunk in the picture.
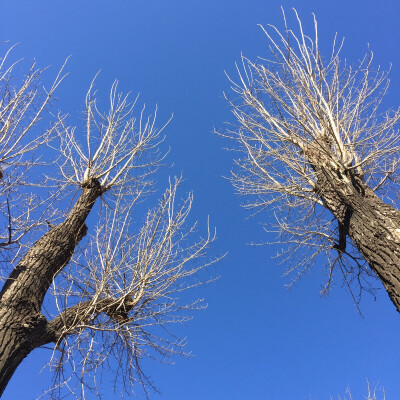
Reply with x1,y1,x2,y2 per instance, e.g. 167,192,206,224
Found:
0,179,102,396
346,188,400,310
307,137,400,312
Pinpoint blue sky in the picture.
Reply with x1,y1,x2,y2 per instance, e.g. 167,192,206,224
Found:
1,1,400,399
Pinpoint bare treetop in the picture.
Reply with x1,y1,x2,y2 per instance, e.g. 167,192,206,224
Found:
227,8,400,202
55,76,169,191
0,46,67,167
223,9,400,309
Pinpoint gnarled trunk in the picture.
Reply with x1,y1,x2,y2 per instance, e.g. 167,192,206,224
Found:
0,179,102,396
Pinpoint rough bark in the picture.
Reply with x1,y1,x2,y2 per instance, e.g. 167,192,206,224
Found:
307,137,400,312
45,294,135,338
0,179,103,396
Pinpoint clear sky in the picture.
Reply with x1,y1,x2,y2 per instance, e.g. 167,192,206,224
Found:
1,1,400,399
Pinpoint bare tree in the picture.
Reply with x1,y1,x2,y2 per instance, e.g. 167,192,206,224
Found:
222,9,400,311
0,48,217,398
333,383,385,400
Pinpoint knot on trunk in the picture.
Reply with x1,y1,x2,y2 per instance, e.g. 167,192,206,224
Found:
13,312,49,347
76,223,88,242
103,295,134,325
81,177,102,191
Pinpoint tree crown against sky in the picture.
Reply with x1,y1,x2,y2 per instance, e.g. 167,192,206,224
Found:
0,48,219,398
1,1,400,400
222,8,400,313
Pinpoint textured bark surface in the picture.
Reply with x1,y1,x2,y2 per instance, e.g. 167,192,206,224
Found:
0,179,102,396
307,137,400,312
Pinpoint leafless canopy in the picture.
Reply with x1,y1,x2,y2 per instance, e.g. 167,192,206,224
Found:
334,382,386,400
0,46,219,399
0,46,66,258
222,9,400,299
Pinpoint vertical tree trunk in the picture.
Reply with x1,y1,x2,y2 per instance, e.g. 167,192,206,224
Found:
0,179,102,396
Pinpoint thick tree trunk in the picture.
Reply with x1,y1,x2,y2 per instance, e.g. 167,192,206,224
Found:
346,188,400,310
0,179,102,396
0,304,53,397
307,137,400,312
